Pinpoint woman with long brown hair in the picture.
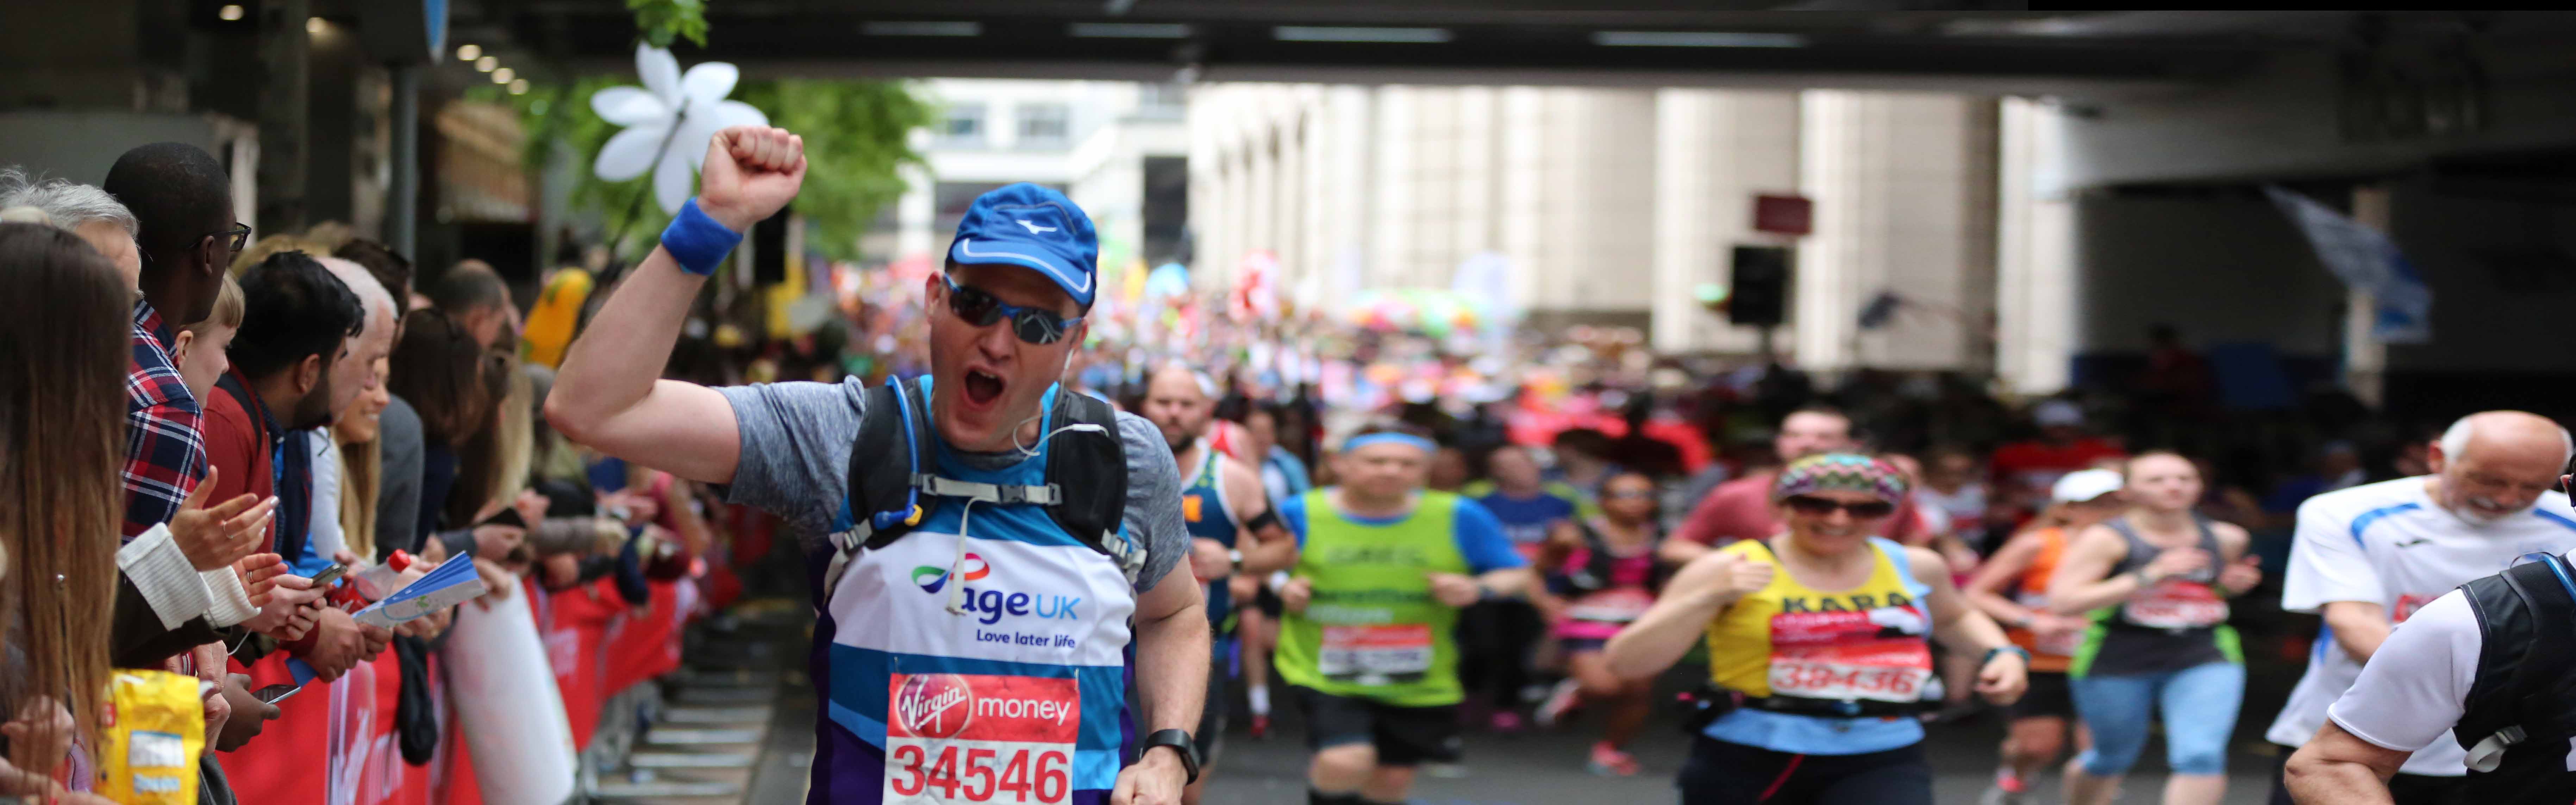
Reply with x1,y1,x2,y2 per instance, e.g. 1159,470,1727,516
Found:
387,309,492,543
0,222,137,801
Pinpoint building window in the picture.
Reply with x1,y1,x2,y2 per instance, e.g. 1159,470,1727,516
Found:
1139,82,1186,117
940,103,986,147
1017,103,1069,148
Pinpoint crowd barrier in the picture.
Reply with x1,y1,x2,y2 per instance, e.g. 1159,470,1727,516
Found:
217,575,699,805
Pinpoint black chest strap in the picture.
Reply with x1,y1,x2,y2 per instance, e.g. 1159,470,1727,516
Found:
2458,555,2576,773
832,380,1137,581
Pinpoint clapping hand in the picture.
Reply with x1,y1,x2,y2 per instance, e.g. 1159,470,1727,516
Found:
170,467,276,572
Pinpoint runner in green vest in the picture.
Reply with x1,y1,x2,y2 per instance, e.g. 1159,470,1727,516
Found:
1274,426,1533,805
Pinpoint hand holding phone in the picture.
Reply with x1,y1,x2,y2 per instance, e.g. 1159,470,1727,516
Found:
305,562,349,589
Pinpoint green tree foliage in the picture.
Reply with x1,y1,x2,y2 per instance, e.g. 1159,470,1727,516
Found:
474,76,932,262
627,0,709,49
734,80,934,264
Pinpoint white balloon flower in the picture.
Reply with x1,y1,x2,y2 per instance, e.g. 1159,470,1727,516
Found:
590,43,769,214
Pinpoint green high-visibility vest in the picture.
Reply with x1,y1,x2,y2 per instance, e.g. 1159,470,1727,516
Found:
1275,489,1470,707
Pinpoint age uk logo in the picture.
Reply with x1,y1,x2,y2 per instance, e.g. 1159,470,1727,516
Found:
912,553,991,594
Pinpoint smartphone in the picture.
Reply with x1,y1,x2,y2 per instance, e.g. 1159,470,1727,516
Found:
305,562,349,588
253,684,302,704
477,507,529,531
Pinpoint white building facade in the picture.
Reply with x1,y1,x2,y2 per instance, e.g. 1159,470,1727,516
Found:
1187,83,2005,375
876,79,1190,276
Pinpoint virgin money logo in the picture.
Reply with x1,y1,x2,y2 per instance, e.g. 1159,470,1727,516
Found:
912,554,992,594
893,673,975,739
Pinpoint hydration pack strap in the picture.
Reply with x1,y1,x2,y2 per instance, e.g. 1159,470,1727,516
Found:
916,475,1064,506
2467,554,2576,772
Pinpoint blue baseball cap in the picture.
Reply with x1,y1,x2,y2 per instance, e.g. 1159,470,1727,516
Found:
946,183,1099,308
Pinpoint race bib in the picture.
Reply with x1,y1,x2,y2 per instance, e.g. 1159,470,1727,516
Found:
1564,588,1655,625
2122,580,2228,630
1318,624,1434,680
1764,607,1933,703
886,673,1080,805
2392,593,2434,624
2013,591,2082,656
2034,626,2082,657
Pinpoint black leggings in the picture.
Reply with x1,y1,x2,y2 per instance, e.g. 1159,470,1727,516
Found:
1675,736,1931,805
1455,599,1543,710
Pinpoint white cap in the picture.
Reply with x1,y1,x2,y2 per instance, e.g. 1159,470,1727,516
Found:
2052,468,2125,504
2034,400,2085,428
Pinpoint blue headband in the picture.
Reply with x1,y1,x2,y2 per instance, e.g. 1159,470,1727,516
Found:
1345,433,1438,455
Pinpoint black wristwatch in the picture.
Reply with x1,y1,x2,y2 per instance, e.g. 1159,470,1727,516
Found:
1140,728,1201,784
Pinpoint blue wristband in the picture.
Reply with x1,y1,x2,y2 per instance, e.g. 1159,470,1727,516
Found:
661,198,744,276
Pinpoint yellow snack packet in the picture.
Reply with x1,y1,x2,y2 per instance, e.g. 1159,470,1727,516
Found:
93,669,204,803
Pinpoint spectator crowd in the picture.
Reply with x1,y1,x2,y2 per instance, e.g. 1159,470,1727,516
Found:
0,145,730,804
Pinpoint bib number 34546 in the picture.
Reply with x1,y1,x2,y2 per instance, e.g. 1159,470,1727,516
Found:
886,673,1080,804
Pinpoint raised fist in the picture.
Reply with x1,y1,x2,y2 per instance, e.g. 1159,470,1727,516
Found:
1716,557,1777,604
698,126,807,231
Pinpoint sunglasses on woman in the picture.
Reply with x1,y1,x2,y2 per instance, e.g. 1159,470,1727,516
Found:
1782,495,1897,518
942,275,1084,345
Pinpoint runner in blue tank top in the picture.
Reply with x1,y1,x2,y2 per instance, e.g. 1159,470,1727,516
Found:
548,131,1211,805
1141,364,1298,805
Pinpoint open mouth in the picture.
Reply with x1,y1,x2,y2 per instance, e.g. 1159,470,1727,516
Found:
962,369,1006,408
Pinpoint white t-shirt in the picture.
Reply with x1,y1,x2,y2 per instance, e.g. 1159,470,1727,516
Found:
308,429,347,562
2268,477,2576,775
2327,587,2576,774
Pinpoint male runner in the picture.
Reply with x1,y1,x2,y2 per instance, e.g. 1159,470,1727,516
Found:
1273,427,1532,805
549,127,1208,805
1139,364,1296,804
2266,411,2576,804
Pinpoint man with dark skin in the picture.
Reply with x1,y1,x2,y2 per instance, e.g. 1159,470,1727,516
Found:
105,143,237,329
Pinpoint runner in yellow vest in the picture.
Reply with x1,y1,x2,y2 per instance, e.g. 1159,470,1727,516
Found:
1605,453,2030,805
1273,428,1533,805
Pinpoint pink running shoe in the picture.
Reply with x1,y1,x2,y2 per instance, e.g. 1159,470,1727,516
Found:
1587,742,1640,776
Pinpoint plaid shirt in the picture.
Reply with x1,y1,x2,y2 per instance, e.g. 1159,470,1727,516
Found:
123,299,207,541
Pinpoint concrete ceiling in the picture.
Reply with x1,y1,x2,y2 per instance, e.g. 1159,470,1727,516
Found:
448,6,2565,96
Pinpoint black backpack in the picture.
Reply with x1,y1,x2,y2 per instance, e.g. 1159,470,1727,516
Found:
2452,553,2576,803
829,378,1137,579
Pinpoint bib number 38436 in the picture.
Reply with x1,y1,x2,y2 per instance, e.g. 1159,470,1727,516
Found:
1765,607,1933,703
886,673,1079,804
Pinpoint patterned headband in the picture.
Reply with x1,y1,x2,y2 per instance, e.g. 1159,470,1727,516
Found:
1771,453,1909,504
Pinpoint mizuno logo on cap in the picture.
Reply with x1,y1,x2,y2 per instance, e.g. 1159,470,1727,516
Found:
1016,219,1059,234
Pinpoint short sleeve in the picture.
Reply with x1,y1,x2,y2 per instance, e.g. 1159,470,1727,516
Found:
2280,496,2383,613
2326,590,2481,753
1280,494,1309,549
1112,411,1190,592
1546,493,1578,523
1451,498,1529,573
714,379,867,538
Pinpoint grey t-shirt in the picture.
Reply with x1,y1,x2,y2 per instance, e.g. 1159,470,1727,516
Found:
373,394,425,559
718,378,1188,593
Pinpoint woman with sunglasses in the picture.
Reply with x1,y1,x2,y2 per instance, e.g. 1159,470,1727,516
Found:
1606,453,2028,805
2045,452,2261,805
1531,470,1665,776
1961,469,2126,805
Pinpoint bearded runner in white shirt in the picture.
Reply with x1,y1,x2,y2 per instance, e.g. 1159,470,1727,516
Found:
2265,411,2576,805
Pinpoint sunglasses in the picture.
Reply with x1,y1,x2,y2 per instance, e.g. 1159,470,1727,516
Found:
1603,489,1657,501
942,275,1083,345
1782,495,1897,519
